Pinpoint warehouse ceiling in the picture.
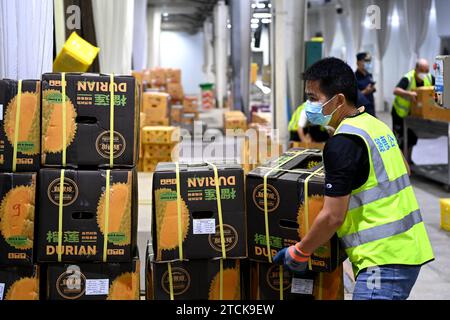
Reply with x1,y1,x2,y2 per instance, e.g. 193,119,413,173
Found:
148,0,219,33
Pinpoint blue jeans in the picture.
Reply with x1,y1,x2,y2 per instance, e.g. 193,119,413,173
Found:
353,265,421,300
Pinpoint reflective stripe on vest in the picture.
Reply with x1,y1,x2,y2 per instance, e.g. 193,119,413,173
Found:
340,209,422,249
336,124,412,211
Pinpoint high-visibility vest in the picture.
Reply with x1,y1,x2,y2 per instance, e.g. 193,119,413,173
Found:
393,70,432,118
288,103,306,132
335,112,434,276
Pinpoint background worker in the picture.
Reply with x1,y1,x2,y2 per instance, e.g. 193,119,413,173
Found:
288,102,331,143
275,57,434,300
392,59,435,163
355,52,376,117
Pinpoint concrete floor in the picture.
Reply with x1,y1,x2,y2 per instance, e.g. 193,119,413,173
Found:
138,112,450,299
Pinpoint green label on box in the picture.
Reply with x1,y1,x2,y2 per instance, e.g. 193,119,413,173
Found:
46,92,64,104
108,232,126,244
160,191,177,201
18,141,35,152
7,236,28,247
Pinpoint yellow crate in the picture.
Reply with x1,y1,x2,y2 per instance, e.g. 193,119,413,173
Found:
53,32,99,72
440,199,450,231
142,126,180,144
143,144,179,160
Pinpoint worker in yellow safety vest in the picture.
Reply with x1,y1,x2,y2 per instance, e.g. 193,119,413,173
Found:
288,102,330,143
392,59,434,163
274,57,434,300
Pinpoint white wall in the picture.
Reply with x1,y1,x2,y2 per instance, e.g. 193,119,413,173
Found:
160,31,207,94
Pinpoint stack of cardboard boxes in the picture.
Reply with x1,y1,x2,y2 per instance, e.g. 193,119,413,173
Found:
37,73,140,300
241,125,282,174
141,126,180,172
246,149,345,300
147,162,247,300
0,79,40,300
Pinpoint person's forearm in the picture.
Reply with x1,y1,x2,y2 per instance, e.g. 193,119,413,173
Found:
394,87,411,99
298,128,307,141
297,209,343,254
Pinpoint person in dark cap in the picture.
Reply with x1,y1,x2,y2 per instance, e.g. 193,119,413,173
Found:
355,52,376,117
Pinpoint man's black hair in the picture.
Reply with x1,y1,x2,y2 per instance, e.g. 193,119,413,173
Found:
303,57,358,106
356,52,368,61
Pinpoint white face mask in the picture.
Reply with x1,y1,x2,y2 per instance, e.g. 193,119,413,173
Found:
417,73,427,81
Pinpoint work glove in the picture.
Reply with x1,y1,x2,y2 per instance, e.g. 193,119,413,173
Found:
273,244,311,273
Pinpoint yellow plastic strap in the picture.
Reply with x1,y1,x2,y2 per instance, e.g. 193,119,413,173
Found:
263,150,309,263
57,169,65,262
279,265,284,300
61,73,67,166
103,170,111,262
167,262,174,300
304,166,325,270
12,80,22,172
259,167,325,176
219,259,224,301
109,74,115,168
175,163,183,260
206,162,226,259
318,273,323,300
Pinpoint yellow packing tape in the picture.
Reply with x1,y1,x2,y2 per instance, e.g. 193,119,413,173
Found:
168,262,174,300
317,272,323,300
175,162,184,260
12,80,22,172
303,166,325,270
279,265,284,300
109,74,115,168
62,73,67,166
57,169,65,262
263,149,309,263
205,161,226,259
103,170,111,262
219,259,224,301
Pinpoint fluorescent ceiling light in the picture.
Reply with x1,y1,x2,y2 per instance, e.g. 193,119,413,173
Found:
261,18,271,24
227,24,232,29
253,13,271,19
251,18,260,24
251,4,257,8
162,12,169,17
251,23,259,29
256,3,266,9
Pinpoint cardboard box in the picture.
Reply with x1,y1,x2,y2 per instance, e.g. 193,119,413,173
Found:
150,68,166,87
165,69,181,84
411,86,433,118
251,112,271,126
170,105,183,123
142,92,169,124
143,144,178,160
146,119,170,127
291,141,325,151
246,149,343,272
142,126,180,145
224,111,247,131
0,173,36,266
37,168,138,263
0,79,40,171
0,265,39,300
440,198,450,232
183,96,199,113
152,162,247,261
167,83,184,103
249,262,344,300
147,241,242,300
46,256,140,300
41,73,138,168
249,262,315,300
